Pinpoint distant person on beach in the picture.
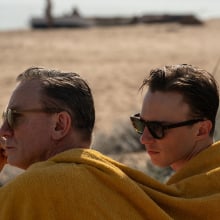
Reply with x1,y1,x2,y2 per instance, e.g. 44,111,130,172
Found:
72,6,80,17
130,64,219,171
1,66,220,219
45,0,53,27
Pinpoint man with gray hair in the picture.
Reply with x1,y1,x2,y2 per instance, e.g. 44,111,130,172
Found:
0,67,161,219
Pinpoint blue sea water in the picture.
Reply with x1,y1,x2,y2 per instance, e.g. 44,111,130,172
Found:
0,0,220,31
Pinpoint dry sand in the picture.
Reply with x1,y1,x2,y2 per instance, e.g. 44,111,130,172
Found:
1,18,220,137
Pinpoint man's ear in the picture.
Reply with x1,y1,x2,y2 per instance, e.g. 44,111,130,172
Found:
51,111,72,140
196,120,212,139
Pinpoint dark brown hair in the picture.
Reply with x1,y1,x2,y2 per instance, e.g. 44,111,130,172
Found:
140,64,219,136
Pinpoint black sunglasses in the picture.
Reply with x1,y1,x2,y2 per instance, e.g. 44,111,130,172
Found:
130,113,204,139
2,108,63,129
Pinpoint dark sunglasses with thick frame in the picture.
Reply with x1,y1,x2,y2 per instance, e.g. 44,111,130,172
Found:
2,108,64,129
130,113,204,139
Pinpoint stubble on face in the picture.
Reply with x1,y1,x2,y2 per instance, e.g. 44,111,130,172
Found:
4,81,55,169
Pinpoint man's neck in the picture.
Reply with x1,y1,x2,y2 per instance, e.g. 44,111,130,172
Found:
171,138,213,172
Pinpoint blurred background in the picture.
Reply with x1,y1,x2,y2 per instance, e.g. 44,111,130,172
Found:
1,0,220,31
0,0,220,183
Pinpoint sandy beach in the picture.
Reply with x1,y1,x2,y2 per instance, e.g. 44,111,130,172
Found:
1,18,220,138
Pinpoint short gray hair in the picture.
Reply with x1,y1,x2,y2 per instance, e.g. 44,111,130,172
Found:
17,67,95,140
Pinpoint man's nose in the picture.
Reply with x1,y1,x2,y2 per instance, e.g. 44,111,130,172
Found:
140,126,155,145
0,121,13,138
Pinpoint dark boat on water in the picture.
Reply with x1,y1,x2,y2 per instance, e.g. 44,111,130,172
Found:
30,1,203,29
30,15,94,29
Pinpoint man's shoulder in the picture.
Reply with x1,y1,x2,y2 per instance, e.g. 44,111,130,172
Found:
167,141,220,184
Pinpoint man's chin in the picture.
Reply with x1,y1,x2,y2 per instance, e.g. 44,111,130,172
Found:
150,158,169,168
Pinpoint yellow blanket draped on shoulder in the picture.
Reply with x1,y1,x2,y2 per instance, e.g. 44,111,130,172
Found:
1,141,220,219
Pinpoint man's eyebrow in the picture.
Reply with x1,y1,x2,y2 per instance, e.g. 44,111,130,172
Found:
7,105,25,109
139,116,167,124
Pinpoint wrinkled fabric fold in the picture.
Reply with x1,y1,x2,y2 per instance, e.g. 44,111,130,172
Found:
0,141,220,219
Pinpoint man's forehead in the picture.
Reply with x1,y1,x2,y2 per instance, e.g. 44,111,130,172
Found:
7,80,42,108
141,90,190,121
144,90,184,104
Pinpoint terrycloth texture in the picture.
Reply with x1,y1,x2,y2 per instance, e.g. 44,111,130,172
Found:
0,142,220,219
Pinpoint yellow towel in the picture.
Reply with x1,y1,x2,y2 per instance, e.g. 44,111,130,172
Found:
0,141,220,219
